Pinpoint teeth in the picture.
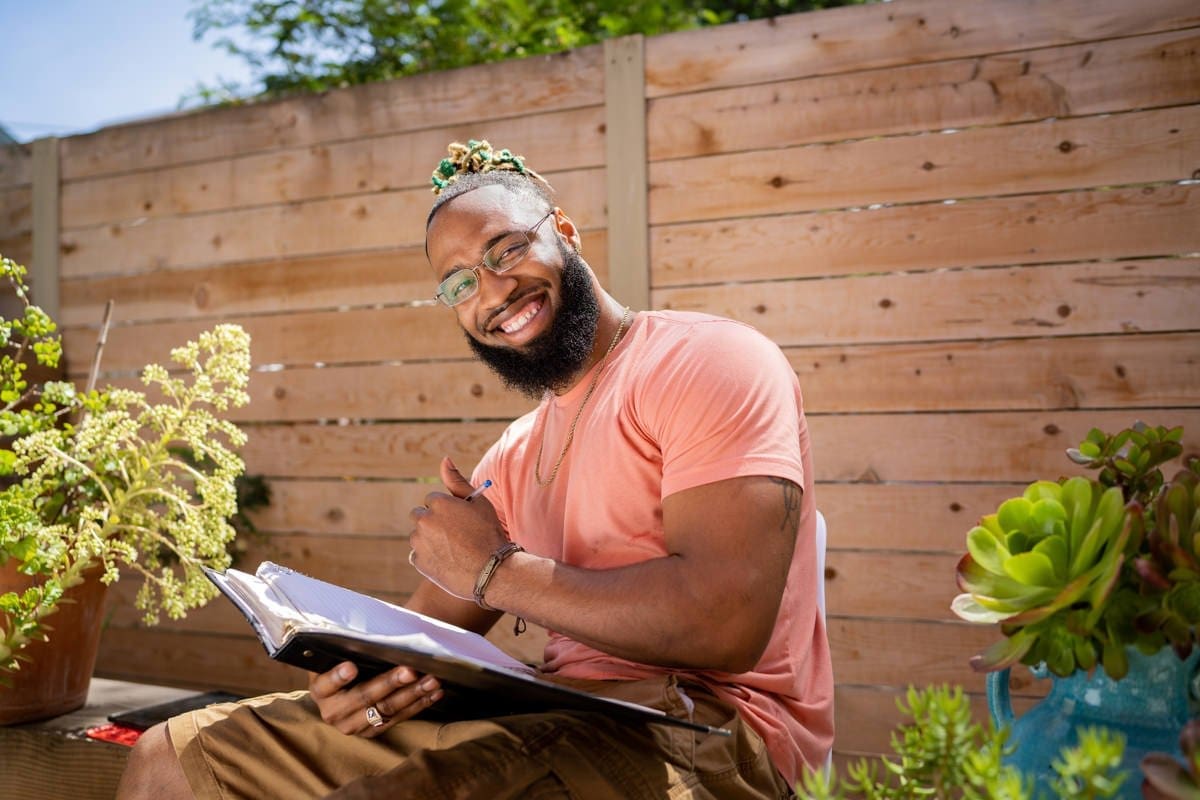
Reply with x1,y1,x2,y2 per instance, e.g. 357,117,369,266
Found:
501,300,541,334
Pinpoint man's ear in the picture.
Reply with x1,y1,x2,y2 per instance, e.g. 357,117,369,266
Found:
551,207,583,253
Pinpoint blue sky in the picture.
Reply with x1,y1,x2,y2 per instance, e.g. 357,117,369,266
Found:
0,0,256,142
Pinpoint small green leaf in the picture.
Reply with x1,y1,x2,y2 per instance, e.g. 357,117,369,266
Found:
1004,551,1057,587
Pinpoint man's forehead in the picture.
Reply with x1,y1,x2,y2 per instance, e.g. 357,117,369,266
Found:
427,186,546,260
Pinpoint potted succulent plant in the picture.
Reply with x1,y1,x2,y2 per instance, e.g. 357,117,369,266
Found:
951,421,1200,798
0,254,252,723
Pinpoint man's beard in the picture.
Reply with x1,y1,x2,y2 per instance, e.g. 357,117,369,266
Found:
465,244,601,398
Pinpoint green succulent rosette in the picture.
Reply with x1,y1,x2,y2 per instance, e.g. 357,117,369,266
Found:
952,477,1138,678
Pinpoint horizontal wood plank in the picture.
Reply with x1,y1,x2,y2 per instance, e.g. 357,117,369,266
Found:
0,185,31,236
61,106,606,229
0,230,31,265
792,332,1200,414
64,304,473,374
812,409,1200,484
644,0,1200,97
60,46,603,181
59,168,605,278
832,684,1040,758
657,259,1200,348
96,626,305,695
650,183,1200,287
243,478,431,536
240,421,508,479
648,105,1200,225
825,552,960,621
58,231,609,326
827,618,1052,697
0,142,31,190
817,483,1035,553
648,27,1200,160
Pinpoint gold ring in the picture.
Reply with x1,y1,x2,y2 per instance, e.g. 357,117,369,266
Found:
365,706,386,727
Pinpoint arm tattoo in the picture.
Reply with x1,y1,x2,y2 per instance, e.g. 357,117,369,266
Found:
767,477,802,534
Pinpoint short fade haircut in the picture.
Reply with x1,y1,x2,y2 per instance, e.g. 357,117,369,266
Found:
426,169,555,229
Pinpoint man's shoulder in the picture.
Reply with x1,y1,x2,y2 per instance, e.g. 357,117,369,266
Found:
637,310,782,359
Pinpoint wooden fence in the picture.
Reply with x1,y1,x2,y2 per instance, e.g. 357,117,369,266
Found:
1,0,1198,768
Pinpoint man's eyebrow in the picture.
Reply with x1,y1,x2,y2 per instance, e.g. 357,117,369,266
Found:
437,227,526,283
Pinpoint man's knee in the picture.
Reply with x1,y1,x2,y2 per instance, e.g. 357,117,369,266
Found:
117,722,192,799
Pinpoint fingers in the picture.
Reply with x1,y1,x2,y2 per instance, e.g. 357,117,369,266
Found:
440,456,474,498
310,662,442,737
361,675,444,739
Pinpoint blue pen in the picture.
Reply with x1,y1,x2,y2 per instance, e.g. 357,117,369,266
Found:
465,479,493,501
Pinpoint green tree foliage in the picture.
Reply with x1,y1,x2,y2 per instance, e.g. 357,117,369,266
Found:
186,0,874,103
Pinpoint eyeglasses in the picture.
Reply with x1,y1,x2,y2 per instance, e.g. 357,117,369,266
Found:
434,211,555,307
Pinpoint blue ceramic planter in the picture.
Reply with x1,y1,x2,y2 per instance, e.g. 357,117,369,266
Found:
987,646,1200,799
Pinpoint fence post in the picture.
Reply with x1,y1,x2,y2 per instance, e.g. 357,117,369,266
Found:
603,35,649,312
31,136,60,322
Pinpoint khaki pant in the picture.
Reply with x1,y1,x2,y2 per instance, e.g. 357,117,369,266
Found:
168,675,794,799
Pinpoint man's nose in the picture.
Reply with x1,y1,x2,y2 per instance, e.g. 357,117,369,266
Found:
474,265,517,308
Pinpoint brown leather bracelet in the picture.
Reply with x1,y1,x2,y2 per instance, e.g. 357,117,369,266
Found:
473,541,524,610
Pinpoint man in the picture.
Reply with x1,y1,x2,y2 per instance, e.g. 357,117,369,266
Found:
117,141,832,799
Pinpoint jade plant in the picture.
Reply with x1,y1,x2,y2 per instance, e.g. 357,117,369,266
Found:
0,254,252,680
952,422,1200,679
795,684,1127,799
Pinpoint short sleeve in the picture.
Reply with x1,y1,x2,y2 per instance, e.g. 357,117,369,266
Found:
632,320,805,499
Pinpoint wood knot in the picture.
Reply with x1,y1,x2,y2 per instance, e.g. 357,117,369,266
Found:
921,161,936,171
950,502,963,512
273,386,287,400
878,298,893,308
1056,304,1071,318
768,176,785,189
824,566,837,581
753,304,767,314
470,383,484,397
194,285,210,309
326,507,345,522
1058,140,1074,153
1114,364,1127,379
948,24,960,37
1043,423,1060,435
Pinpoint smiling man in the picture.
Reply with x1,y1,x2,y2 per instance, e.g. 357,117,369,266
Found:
117,141,832,800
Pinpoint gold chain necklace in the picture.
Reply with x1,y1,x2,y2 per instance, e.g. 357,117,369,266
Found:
534,307,631,486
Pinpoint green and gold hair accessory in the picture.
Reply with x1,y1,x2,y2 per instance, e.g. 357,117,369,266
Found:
430,139,549,194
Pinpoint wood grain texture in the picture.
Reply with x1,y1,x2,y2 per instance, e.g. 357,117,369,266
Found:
60,107,606,229
791,332,1200,414
657,259,1200,348
811,409,1200,484
59,46,604,181
59,168,605,278
0,141,32,189
648,105,1200,225
644,0,1200,97
58,231,609,326
648,27,1200,160
650,183,1200,287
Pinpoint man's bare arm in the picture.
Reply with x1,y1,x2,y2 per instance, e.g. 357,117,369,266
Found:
457,474,802,673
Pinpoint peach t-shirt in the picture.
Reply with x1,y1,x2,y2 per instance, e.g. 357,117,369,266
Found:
472,310,834,784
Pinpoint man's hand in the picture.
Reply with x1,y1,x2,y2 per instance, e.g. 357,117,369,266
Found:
308,662,442,738
408,457,508,601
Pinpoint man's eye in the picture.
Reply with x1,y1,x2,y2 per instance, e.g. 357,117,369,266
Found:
493,239,529,268
450,274,477,298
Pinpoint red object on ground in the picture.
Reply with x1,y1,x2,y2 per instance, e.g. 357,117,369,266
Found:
85,722,143,747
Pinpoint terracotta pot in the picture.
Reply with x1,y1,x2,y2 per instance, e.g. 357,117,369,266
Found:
0,562,109,725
